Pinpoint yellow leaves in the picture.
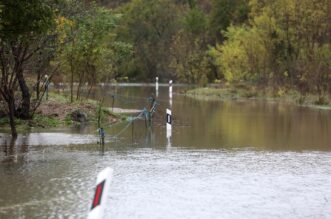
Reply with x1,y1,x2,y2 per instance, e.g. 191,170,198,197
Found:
220,39,248,81
210,26,267,82
276,87,286,97
299,75,306,82
252,12,277,37
283,71,288,78
56,16,73,27
55,16,75,44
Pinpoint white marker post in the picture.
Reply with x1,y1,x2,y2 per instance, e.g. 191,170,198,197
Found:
88,167,113,219
169,80,173,99
166,109,172,149
169,80,173,107
156,77,159,97
166,109,172,139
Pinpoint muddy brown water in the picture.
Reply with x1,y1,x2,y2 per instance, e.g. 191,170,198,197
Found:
0,84,331,218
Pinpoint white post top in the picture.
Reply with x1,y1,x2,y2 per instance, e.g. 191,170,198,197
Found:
166,108,171,115
169,80,173,85
156,77,159,81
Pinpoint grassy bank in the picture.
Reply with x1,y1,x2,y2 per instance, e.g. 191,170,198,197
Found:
186,84,331,110
0,92,125,132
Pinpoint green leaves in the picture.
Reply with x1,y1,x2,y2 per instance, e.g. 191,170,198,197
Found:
183,7,207,35
209,0,331,96
117,0,180,79
57,2,133,85
209,0,249,41
0,0,56,40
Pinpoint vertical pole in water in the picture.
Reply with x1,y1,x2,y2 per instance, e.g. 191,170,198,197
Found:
169,80,173,107
143,108,148,128
98,128,105,154
169,80,173,98
148,112,151,128
166,109,172,138
88,167,113,219
166,109,172,149
111,95,115,112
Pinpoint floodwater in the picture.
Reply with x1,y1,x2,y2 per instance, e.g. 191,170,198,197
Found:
0,84,331,218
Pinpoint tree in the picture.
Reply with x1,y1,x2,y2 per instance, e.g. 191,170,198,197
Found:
117,0,180,80
170,2,212,84
0,0,56,137
183,5,207,35
209,0,331,100
209,0,249,42
58,3,132,101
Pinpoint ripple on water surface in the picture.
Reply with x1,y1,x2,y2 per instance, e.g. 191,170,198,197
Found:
1,147,331,219
0,133,99,146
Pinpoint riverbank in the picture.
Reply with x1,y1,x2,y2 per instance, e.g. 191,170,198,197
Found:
186,84,331,110
0,92,124,132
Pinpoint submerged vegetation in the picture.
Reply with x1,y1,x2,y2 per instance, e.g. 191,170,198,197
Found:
0,0,330,136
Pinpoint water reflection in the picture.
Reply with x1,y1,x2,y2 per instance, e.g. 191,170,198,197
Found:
167,136,172,151
144,129,154,148
2,138,17,164
203,101,331,150
1,137,29,164
93,85,330,151
0,85,329,152
0,132,99,146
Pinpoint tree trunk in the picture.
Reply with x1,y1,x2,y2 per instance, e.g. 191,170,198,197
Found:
16,68,31,119
87,83,93,99
70,28,75,103
36,70,41,100
8,96,17,138
76,70,85,101
70,66,74,103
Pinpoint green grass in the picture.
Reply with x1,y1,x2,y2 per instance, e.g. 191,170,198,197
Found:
186,84,331,109
0,115,60,132
47,91,98,104
186,87,258,100
48,92,71,103
0,117,9,126
0,93,127,132
30,114,61,127
64,114,73,126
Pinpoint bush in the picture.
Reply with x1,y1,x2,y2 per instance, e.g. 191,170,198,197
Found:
315,96,329,106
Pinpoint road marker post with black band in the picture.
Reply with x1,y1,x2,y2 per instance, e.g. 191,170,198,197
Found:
88,167,113,219
166,108,172,138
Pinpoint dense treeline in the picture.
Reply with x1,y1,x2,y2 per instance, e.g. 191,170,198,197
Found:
0,0,330,136
113,0,331,100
